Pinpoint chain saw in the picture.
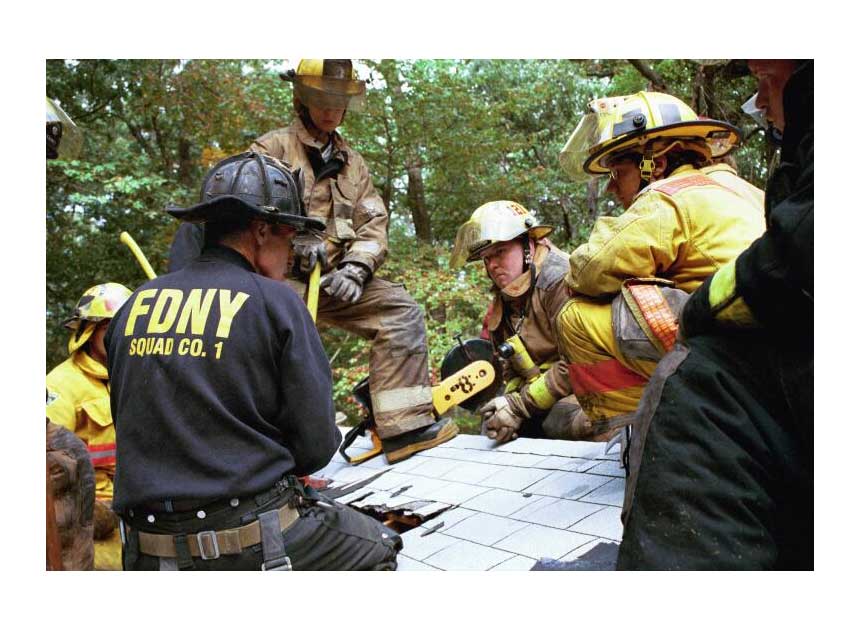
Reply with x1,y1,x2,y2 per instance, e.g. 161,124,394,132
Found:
339,335,503,465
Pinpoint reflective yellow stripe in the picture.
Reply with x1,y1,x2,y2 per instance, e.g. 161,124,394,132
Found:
708,262,738,310
709,262,758,326
505,376,523,394
371,385,433,414
527,374,557,411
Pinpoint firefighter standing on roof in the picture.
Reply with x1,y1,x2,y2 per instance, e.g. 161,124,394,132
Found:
46,282,132,570
107,152,401,570
451,200,591,442
554,92,766,433
168,59,456,464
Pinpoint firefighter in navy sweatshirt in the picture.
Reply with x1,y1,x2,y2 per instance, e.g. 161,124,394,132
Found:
106,152,401,570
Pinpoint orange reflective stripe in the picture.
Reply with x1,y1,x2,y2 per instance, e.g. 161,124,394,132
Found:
652,174,722,196
627,284,679,352
87,442,116,467
568,359,647,396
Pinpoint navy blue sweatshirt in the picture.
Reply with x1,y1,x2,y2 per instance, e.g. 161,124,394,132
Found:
106,245,340,511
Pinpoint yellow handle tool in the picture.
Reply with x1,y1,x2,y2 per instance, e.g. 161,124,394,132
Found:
305,261,321,323
120,231,157,281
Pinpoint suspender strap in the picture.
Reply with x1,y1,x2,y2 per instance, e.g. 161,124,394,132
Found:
258,509,292,571
173,534,195,570
120,520,140,569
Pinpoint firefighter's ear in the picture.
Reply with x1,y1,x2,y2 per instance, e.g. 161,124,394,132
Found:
652,155,669,179
250,219,269,245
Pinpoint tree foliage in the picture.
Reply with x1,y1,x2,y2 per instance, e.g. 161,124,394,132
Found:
46,59,765,428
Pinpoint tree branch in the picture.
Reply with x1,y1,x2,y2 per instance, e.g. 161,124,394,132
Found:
627,60,668,92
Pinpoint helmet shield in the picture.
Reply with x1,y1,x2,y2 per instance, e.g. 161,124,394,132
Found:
559,111,607,182
450,201,552,267
46,97,83,160
294,77,367,112
742,92,767,130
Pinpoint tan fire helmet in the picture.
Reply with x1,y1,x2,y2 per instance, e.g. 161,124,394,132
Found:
451,200,552,268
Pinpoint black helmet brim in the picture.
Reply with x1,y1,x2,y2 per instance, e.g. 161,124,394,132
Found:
166,195,325,233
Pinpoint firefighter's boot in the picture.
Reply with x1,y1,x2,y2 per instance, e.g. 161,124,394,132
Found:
381,418,459,464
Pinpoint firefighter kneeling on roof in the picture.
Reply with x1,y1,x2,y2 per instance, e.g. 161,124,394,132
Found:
554,91,766,435
105,152,401,570
451,201,592,442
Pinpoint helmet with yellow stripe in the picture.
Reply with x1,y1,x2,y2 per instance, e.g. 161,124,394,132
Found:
560,91,741,183
64,283,132,354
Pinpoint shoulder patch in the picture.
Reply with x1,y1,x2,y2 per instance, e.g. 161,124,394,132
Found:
46,390,60,406
652,174,720,196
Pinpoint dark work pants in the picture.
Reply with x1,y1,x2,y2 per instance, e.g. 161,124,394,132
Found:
618,332,813,570
122,483,401,571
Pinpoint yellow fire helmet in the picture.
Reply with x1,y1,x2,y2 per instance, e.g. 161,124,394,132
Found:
559,91,741,182
64,283,132,353
450,201,553,268
281,59,367,112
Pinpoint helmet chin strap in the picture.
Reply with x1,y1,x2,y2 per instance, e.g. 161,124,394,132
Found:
521,234,533,272
639,146,656,184
504,235,536,335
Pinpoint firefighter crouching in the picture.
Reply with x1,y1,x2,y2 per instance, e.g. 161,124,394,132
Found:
168,59,456,463
451,200,592,442
554,91,766,433
47,282,132,570
618,60,814,569
106,152,401,570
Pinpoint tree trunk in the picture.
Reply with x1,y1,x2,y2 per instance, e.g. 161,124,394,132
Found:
587,177,600,223
559,198,573,241
381,110,394,211
177,137,195,187
406,157,432,242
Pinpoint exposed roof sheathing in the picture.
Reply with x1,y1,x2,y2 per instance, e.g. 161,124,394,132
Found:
317,430,625,571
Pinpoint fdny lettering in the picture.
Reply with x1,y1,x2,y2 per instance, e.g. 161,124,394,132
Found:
125,288,250,339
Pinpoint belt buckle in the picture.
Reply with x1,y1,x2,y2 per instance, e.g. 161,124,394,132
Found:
261,556,292,571
196,530,220,560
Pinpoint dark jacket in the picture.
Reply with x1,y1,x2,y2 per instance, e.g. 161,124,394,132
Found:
106,245,340,511
682,60,813,343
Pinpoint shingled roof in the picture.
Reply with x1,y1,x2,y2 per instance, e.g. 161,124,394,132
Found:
317,430,625,571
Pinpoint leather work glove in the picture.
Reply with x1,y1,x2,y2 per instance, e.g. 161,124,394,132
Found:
479,393,530,444
292,232,329,276
320,263,370,304
93,500,119,540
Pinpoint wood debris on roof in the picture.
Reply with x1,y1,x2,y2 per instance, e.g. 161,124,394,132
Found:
316,429,625,571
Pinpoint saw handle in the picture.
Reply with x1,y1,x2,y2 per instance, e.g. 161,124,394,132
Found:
120,231,157,280
306,261,321,323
